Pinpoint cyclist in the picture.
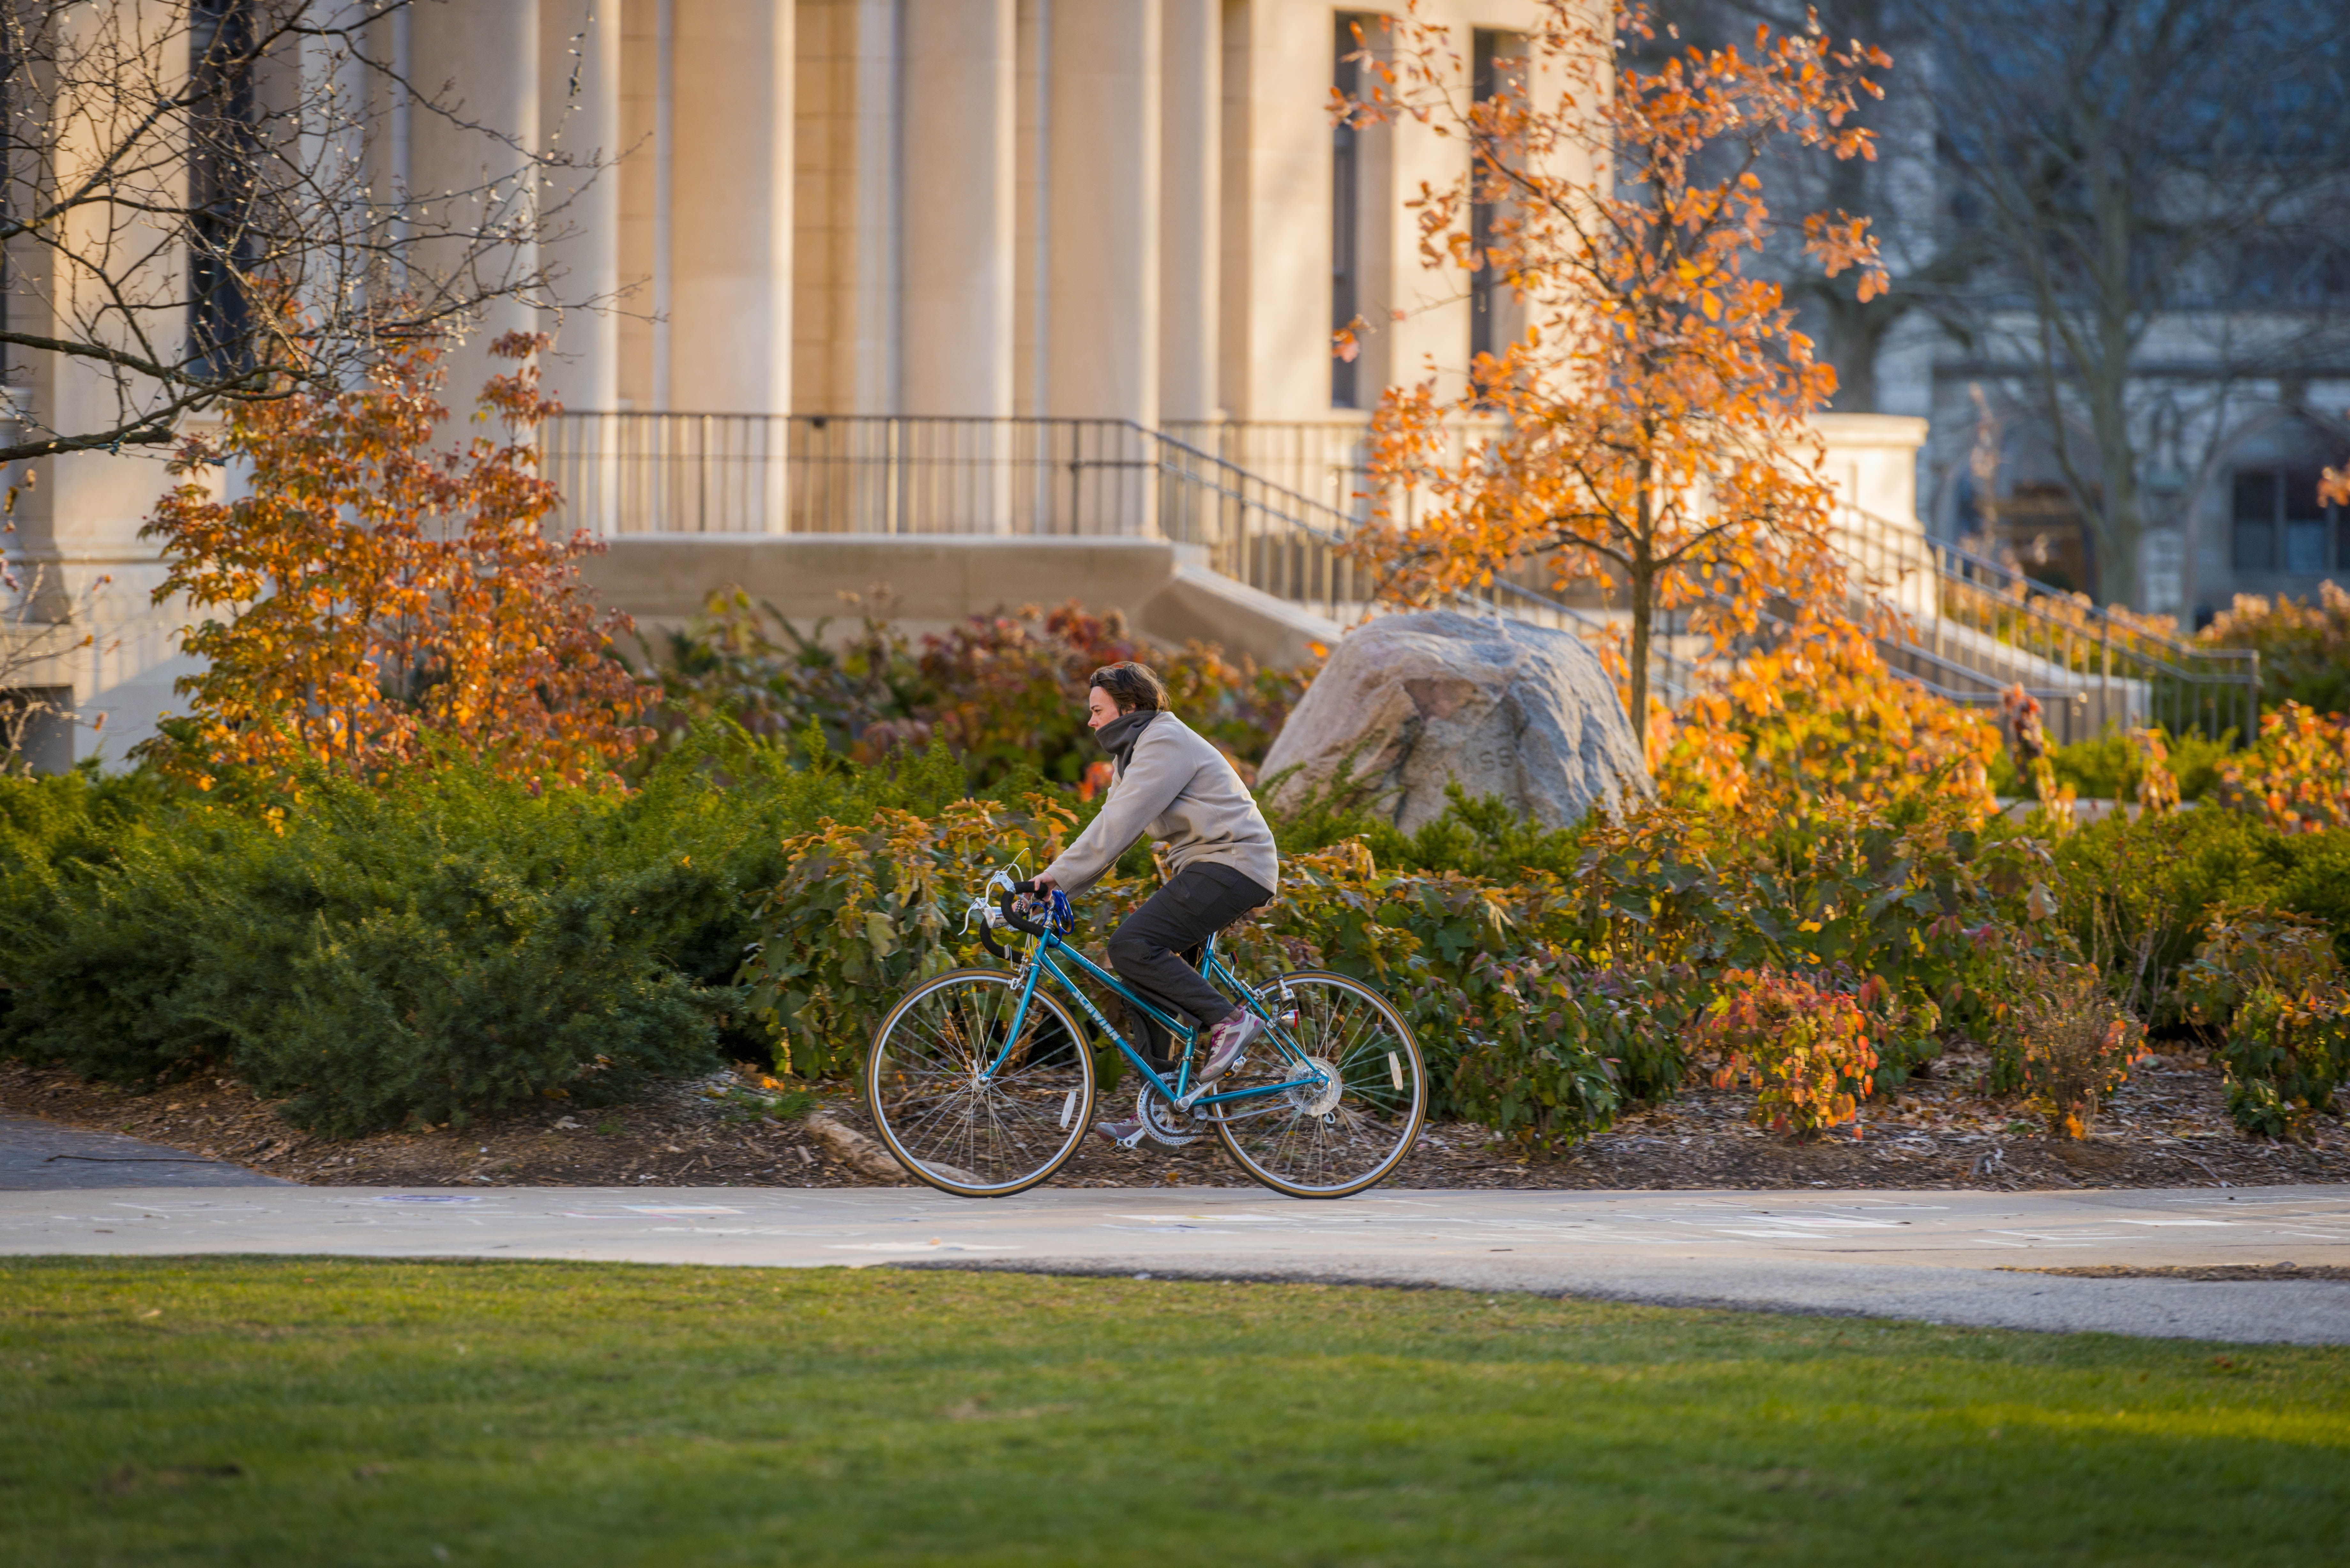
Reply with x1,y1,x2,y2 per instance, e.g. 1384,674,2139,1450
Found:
1032,660,1279,1146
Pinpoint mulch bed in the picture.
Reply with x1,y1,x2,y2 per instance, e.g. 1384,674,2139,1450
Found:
5,1042,2347,1192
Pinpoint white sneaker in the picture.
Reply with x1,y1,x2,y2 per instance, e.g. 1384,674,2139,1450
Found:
1191,1011,1262,1092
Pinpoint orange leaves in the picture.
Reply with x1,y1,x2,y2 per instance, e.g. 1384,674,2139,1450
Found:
2216,703,2350,835
1702,965,1881,1136
137,327,650,797
1344,4,1893,748
1801,212,1889,300
1656,620,2001,829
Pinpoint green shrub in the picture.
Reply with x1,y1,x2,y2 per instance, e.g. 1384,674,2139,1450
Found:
1988,727,2231,801
1223,841,1603,1121
2179,907,2350,1137
18,699,2339,1151
2048,806,2291,1014
739,793,1084,1080
0,771,721,1134
732,812,1629,1131
1444,950,1690,1149
0,730,1006,1135
2274,831,2350,969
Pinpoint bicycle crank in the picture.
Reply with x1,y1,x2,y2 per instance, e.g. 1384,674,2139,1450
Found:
1136,1086,1202,1146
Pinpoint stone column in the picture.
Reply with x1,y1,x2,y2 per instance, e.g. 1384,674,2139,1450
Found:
538,0,624,535
19,0,201,762
669,0,794,418
898,0,1014,531
901,0,1015,420
538,0,623,414
1157,0,1220,426
1048,0,1161,430
408,0,541,409
1216,0,1326,422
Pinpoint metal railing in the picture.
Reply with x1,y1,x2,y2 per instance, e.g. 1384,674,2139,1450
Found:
1149,431,1367,626
1165,423,2263,741
1163,418,1378,521
542,411,2258,740
543,413,1168,537
541,411,1373,626
1833,500,2260,743
1163,417,1506,531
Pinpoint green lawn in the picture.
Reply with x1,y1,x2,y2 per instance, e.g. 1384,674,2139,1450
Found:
2,1258,2345,1566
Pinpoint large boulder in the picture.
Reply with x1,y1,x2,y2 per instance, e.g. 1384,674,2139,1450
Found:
1260,610,1651,833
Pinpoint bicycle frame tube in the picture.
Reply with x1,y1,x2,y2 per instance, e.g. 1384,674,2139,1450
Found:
984,929,1323,1110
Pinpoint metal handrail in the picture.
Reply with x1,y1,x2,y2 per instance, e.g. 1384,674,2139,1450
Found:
1823,493,2257,741
542,411,2257,738
1156,418,2258,739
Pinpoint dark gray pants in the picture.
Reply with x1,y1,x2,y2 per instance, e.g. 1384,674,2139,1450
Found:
1106,862,1273,1059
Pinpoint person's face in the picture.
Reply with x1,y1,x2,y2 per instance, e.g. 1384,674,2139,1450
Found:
1086,687,1124,730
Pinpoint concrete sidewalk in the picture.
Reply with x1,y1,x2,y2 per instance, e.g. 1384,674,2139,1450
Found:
0,1112,288,1190
6,1182,2348,1344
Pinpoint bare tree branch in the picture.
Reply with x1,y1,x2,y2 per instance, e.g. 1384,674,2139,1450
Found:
0,0,616,464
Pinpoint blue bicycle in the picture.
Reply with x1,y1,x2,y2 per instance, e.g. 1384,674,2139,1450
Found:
863,866,1428,1199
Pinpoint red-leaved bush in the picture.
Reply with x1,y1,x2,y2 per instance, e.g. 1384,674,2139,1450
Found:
1701,966,1882,1136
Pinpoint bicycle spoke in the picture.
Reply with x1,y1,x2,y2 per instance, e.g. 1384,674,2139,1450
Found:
1215,973,1425,1198
868,973,1091,1194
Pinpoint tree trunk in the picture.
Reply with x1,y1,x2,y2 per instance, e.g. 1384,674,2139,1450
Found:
1626,560,1654,755
1800,120,1902,412
1625,463,1657,752
2081,269,2145,607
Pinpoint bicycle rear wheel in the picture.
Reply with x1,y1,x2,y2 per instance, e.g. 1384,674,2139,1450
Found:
1210,971,1426,1199
865,969,1094,1197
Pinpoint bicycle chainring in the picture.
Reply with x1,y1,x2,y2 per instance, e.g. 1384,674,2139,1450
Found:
1136,1086,1202,1146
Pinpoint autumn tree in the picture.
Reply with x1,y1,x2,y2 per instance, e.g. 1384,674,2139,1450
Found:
1344,1,1890,747
137,328,650,794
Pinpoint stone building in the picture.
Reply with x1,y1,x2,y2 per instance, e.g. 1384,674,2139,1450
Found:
13,0,1959,769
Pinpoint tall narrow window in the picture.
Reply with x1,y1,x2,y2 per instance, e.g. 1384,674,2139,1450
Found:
1332,14,1363,409
2285,469,2331,576
1468,30,1522,375
190,0,260,376
2232,471,2278,573
2232,466,2350,577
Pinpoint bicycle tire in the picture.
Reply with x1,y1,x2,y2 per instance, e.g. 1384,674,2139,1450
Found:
865,968,1095,1197
1210,970,1427,1199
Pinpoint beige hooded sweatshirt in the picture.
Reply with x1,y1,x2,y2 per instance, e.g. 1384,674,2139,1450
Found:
1039,712,1280,897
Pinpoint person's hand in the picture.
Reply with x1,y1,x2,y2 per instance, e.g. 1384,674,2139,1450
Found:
1030,874,1057,893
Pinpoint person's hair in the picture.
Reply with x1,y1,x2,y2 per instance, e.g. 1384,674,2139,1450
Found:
1088,661,1167,714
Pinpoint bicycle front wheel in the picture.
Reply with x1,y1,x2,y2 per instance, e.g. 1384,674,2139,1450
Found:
865,969,1095,1197
1211,970,1427,1199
